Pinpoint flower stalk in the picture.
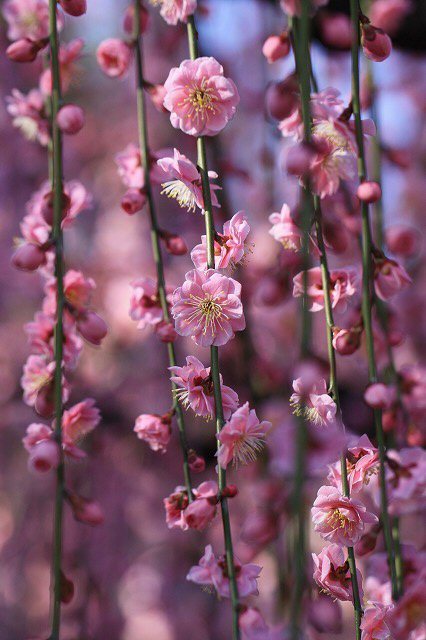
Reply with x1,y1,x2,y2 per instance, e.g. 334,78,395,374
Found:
132,0,193,498
186,15,240,640
48,0,65,637
349,0,398,601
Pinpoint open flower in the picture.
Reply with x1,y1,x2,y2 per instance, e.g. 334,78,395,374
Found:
2,0,58,41
360,605,392,640
171,269,245,347
328,434,379,494
163,481,218,531
134,413,171,453
6,88,49,145
217,402,271,469
187,544,261,598
129,277,165,329
312,485,378,546
312,543,364,601
157,148,220,212
269,203,303,251
290,376,337,427
62,399,100,444
191,211,250,270
151,0,197,25
169,355,238,419
163,57,239,136
373,256,412,300
386,447,426,516
293,267,357,313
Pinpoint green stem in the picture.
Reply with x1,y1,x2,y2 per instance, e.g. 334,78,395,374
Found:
349,0,398,601
187,16,240,640
48,1,65,638
314,197,363,638
133,0,193,498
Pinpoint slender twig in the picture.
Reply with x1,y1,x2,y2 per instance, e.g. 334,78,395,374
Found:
349,0,398,601
132,0,193,498
291,4,363,637
186,16,240,640
48,0,65,637
288,6,312,638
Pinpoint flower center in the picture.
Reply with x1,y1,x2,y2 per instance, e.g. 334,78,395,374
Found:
326,508,354,534
186,293,226,336
161,179,197,212
181,79,218,122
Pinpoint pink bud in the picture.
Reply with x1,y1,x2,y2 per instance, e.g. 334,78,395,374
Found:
357,181,382,203
385,225,419,258
332,327,362,356
59,0,87,16
12,243,47,271
262,33,290,63
40,190,71,225
221,484,238,498
163,233,188,256
364,383,396,410
76,311,108,345
35,382,56,418
265,75,299,121
361,24,392,62
123,2,150,34
188,450,206,473
155,321,177,343
28,440,60,473
6,39,40,62
354,525,381,556
57,104,85,135
121,188,146,215
318,12,352,49
68,493,105,526
97,38,132,78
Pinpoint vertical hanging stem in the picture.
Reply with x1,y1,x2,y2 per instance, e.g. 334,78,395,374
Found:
48,1,65,638
187,16,240,640
349,0,398,601
288,6,311,638
132,0,193,498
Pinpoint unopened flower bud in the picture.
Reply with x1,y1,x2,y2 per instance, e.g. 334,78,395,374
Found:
97,38,132,78
265,75,299,121
121,188,146,215
123,2,150,34
145,83,167,113
357,181,382,203
188,450,206,473
361,24,392,62
57,104,85,135
364,383,396,410
155,321,177,343
262,33,291,63
221,484,238,498
40,190,71,225
385,225,419,258
76,311,108,345
28,439,60,473
332,326,362,355
12,243,47,271
59,0,87,16
6,38,40,62
163,233,188,256
60,571,74,604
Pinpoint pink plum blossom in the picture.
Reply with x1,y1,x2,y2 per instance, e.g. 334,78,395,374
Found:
370,0,413,36
373,256,412,300
269,204,303,251
312,485,378,546
364,383,397,410
360,605,392,640
186,544,261,598
262,33,291,63
157,148,220,212
134,413,171,453
115,144,168,189
361,24,392,62
293,266,357,312
164,481,218,531
6,88,49,145
386,447,426,516
62,399,100,444
328,434,379,494
2,0,58,42
191,211,250,270
96,38,131,78
387,578,426,639
312,543,364,601
169,355,238,419
152,0,197,26
163,57,240,136
25,312,82,370
290,375,337,427
39,38,85,95
280,0,329,17
240,608,283,639
217,402,271,469
171,269,245,347
129,277,165,329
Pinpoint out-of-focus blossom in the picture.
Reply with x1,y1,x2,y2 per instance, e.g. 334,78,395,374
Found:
163,57,239,137
6,88,49,145
217,402,271,469
269,204,303,251
369,0,413,36
373,256,412,300
385,225,420,258
191,211,250,270
280,0,329,17
129,277,165,330
328,434,379,494
115,144,168,189
239,607,282,639
39,38,85,95
170,355,238,419
312,485,378,546
293,266,357,312
262,33,291,63
59,0,87,17
151,0,197,26
2,0,59,42
96,38,132,78
360,604,392,640
123,2,150,33
62,398,100,444
357,181,382,203
67,493,104,526
364,383,397,410
187,544,261,598
134,413,171,453
171,269,245,347
386,447,426,516
157,148,220,212
387,578,426,639
312,543,363,601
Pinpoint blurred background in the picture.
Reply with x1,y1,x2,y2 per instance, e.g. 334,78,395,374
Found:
0,1,425,638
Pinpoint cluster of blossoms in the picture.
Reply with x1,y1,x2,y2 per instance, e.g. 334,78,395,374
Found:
4,0,105,619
